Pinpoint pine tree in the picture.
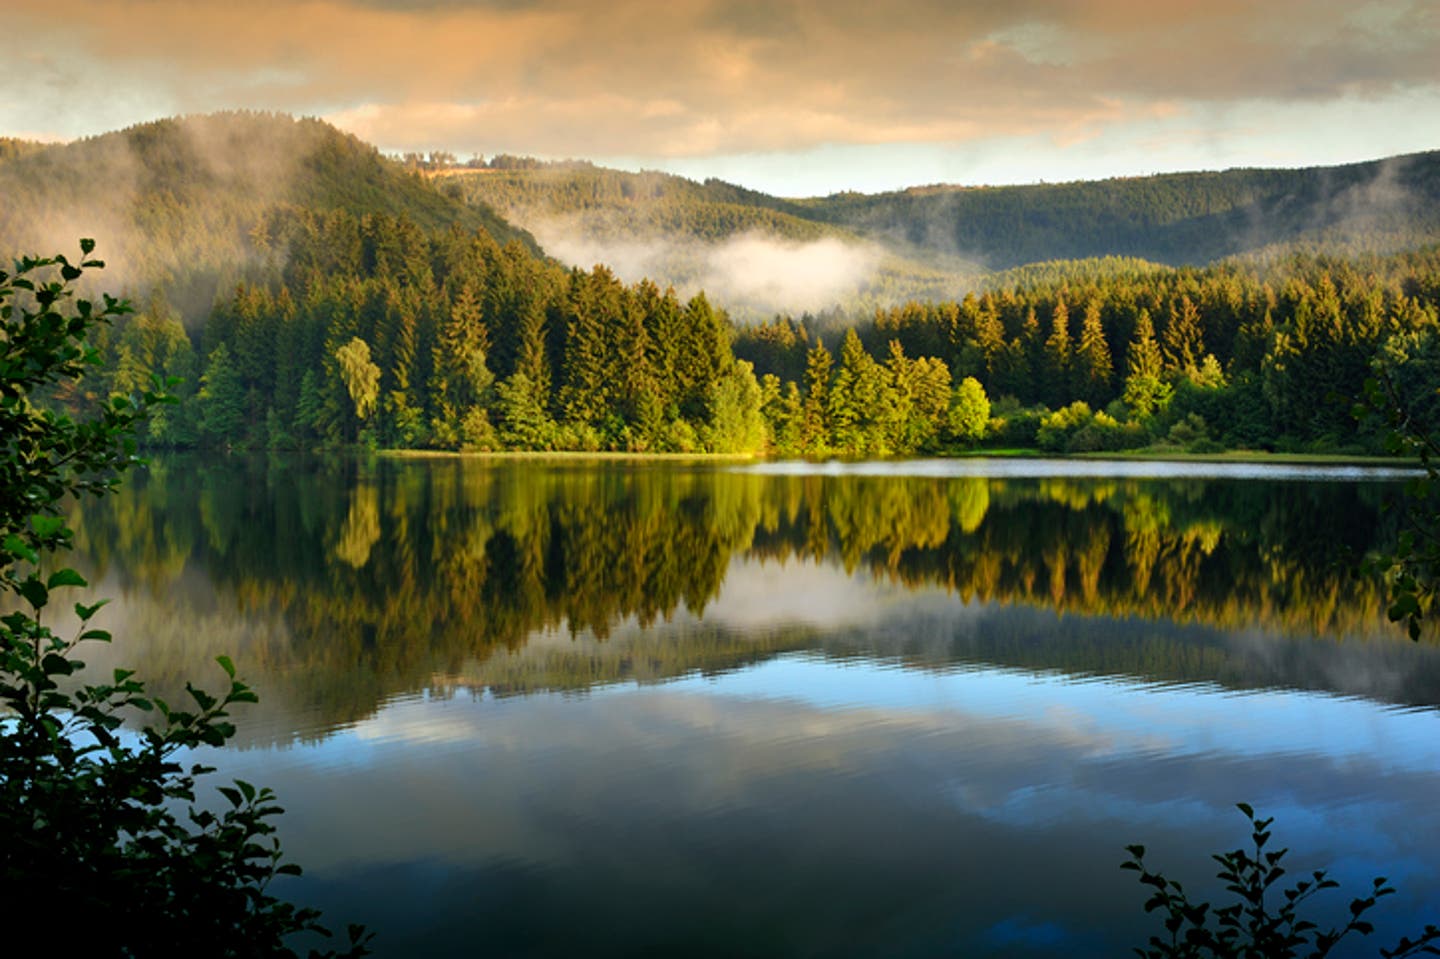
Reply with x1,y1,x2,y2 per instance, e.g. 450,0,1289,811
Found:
1123,309,1172,419
676,292,730,425
829,329,873,456
801,340,833,455
1163,295,1206,382
1014,306,1043,404
973,294,1007,391
560,267,618,430
1042,298,1072,407
1074,300,1113,408
198,343,246,446
432,282,493,446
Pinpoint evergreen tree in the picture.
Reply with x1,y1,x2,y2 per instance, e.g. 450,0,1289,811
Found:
1163,295,1206,382
496,372,557,450
829,329,883,456
197,343,246,446
676,291,730,425
1074,300,1113,407
431,282,493,447
1123,309,1172,419
559,267,619,431
1042,298,1073,407
800,340,834,455
973,294,1007,390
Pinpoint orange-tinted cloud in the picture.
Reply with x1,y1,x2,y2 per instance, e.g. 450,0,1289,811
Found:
4,0,1437,156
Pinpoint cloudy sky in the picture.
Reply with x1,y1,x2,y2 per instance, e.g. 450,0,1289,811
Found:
6,0,1439,195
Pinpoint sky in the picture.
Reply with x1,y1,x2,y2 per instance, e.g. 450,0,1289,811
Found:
5,0,1439,196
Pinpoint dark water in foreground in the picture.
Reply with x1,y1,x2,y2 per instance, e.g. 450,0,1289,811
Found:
70,456,1440,957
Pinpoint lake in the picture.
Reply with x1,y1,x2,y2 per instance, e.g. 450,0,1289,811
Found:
69,455,1440,957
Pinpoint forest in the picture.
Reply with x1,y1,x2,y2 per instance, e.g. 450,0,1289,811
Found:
77,222,1440,459
4,112,1439,459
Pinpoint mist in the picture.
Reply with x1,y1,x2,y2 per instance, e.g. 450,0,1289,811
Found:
529,216,886,321
0,113,324,323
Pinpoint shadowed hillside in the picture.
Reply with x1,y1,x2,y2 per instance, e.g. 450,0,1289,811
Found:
798,151,1440,268
0,112,538,318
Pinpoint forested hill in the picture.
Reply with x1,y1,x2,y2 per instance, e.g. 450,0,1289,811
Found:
443,164,837,245
447,150,1440,274
10,112,1440,463
440,163,983,321
0,137,47,164
0,112,538,317
801,151,1440,268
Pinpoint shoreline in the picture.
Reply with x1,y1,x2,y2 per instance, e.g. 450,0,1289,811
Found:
370,446,1421,469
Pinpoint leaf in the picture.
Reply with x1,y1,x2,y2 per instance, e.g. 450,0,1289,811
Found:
3,533,38,564
46,567,87,589
74,598,111,620
18,577,48,610
216,654,236,678
31,515,66,538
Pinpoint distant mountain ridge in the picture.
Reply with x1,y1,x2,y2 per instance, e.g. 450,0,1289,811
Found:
3,111,1437,322
445,148,1440,274
800,151,1440,268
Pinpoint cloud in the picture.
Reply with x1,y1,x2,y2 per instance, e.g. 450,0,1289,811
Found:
2,0,1437,163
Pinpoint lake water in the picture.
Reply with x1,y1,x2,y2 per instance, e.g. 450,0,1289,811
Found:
70,455,1440,957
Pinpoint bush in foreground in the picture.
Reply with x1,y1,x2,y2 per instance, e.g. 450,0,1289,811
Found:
0,244,368,956
1125,805,1438,958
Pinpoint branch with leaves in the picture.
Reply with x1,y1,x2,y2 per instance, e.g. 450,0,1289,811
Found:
1124,804,1440,958
0,243,369,957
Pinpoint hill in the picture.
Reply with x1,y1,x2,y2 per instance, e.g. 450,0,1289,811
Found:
794,152,1440,268
439,164,983,322
10,114,1434,325
442,150,1440,290
5,112,1437,463
0,112,538,319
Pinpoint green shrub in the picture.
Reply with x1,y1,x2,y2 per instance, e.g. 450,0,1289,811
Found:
0,245,369,957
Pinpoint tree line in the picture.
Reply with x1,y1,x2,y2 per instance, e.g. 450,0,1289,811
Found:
66,204,1440,460
737,247,1440,456
82,207,766,454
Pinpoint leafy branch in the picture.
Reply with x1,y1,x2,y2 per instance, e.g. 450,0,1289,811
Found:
0,243,369,956
1124,804,1440,959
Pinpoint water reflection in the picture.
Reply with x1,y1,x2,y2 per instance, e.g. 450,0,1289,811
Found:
68,455,1432,737
62,455,1440,957
213,658,1440,958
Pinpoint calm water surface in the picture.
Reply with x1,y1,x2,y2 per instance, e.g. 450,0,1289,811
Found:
71,456,1440,957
